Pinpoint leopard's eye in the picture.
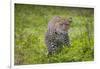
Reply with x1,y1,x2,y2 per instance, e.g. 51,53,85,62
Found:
65,24,69,25
64,22,69,25
60,23,63,25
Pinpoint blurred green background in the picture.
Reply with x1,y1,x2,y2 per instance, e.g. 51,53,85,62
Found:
14,4,94,65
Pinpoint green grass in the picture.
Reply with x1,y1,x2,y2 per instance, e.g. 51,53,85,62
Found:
14,4,94,65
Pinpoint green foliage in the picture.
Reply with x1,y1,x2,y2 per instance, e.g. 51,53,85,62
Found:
14,4,94,65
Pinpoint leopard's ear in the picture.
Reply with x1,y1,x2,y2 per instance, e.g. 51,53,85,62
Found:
53,16,61,19
52,16,61,22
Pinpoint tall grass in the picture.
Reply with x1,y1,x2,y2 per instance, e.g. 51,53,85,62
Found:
14,4,94,65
